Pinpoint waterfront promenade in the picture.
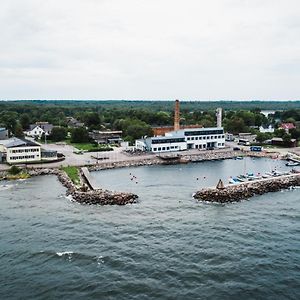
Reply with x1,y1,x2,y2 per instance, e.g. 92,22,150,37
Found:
0,142,297,172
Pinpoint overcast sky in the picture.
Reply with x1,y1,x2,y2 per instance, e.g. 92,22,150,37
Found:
1,0,300,100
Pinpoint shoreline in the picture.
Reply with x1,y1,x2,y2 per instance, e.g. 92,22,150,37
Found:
193,173,300,203
0,149,285,205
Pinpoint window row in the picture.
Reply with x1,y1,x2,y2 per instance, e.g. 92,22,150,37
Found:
185,130,224,136
10,148,39,153
10,155,39,160
186,135,224,141
152,145,179,151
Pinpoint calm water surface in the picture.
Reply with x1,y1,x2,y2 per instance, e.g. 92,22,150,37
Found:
0,158,299,299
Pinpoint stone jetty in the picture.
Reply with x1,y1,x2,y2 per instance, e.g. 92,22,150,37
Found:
0,148,284,206
193,174,300,203
28,168,138,205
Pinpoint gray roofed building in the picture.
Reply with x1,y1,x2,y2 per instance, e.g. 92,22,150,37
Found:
66,117,85,128
0,137,41,164
0,128,8,140
1,137,40,148
28,122,53,135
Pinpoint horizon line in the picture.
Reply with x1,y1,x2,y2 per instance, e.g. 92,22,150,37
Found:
1,99,300,102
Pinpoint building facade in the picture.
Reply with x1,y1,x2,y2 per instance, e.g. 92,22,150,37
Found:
0,138,41,164
26,122,53,138
136,127,225,153
89,130,123,144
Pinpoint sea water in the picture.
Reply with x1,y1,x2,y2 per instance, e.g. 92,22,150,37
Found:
0,158,299,299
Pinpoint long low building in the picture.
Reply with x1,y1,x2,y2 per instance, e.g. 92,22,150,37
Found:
0,138,41,164
135,127,225,153
0,137,59,164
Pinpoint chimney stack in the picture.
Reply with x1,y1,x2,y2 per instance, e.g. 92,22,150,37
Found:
216,108,222,127
174,99,180,131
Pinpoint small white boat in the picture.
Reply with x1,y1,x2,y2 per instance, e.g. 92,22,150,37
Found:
285,161,300,167
235,156,244,160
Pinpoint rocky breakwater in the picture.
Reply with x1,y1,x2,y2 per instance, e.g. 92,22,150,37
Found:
187,149,244,163
89,158,162,171
193,174,300,203
28,168,138,205
71,189,138,205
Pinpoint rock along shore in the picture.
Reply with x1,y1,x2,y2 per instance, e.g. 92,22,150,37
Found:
88,149,252,171
27,168,138,205
193,174,300,203
0,149,281,205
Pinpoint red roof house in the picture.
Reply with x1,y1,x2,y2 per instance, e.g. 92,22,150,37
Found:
279,123,296,133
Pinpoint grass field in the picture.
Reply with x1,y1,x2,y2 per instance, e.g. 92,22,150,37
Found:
61,166,80,185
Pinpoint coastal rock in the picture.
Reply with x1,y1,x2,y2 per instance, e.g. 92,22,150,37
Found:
194,174,300,203
27,167,138,205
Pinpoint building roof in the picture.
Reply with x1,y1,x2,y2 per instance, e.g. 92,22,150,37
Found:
179,127,224,133
29,124,42,131
29,123,53,132
39,123,53,131
0,137,40,148
66,117,84,127
280,123,296,130
271,137,296,142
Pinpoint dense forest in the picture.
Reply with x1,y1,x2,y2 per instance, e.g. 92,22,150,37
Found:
1,99,300,111
1,100,300,143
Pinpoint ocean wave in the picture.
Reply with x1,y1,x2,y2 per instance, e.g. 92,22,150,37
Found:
35,250,106,264
65,194,75,202
0,184,15,191
56,251,73,257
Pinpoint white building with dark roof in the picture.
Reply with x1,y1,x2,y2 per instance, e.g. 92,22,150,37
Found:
26,122,53,138
0,138,41,164
135,127,225,153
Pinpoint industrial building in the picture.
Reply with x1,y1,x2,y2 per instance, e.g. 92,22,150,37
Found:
135,100,225,153
136,128,225,152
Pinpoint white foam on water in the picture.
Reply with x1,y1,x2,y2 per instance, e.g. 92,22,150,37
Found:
0,184,14,191
56,251,73,257
65,195,74,202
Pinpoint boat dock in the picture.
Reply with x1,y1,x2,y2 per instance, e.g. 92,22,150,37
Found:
81,167,101,190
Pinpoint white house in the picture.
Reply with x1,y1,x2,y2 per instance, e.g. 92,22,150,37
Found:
26,122,53,138
26,125,45,138
0,138,41,164
259,125,274,133
136,127,225,153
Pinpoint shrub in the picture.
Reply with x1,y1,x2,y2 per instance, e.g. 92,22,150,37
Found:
8,165,22,175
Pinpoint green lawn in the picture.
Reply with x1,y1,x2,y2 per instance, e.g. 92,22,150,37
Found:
61,166,80,185
69,142,113,152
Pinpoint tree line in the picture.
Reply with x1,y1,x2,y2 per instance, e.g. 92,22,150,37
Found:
1,101,300,144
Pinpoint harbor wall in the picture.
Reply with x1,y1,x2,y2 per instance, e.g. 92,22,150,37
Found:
88,150,246,171
27,168,138,205
193,174,300,203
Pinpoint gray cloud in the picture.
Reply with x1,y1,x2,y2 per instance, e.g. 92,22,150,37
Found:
0,0,300,100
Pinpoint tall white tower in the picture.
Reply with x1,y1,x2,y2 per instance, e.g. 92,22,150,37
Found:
216,108,222,127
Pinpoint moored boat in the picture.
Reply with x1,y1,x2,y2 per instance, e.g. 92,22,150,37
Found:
285,161,300,167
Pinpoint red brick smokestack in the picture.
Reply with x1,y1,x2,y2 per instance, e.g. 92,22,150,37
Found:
174,99,180,131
